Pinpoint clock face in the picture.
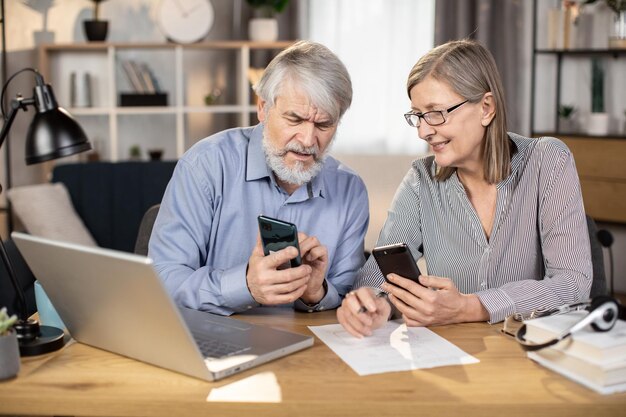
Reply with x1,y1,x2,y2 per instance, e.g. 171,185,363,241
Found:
158,0,214,44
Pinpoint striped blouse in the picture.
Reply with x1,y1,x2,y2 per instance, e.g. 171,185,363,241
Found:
355,133,592,323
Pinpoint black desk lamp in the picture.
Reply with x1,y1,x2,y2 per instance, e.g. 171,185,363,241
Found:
0,67,91,356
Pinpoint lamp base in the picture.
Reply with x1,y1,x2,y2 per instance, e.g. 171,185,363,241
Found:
15,319,65,356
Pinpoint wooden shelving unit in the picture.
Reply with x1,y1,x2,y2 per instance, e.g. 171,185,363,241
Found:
38,41,294,161
530,1,626,224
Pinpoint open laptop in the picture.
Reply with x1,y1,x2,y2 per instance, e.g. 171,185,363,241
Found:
12,232,313,381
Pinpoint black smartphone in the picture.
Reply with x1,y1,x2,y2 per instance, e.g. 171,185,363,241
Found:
372,243,424,286
257,215,302,268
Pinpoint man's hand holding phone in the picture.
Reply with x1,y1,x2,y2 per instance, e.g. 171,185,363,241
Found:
297,233,328,304
248,216,329,306
247,235,312,305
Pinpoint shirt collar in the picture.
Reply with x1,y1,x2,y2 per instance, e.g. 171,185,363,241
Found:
245,123,326,200
507,133,525,177
246,124,272,182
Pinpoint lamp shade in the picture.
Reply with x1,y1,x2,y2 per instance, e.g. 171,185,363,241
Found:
25,107,91,165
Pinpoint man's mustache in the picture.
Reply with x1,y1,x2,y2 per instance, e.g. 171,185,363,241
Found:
276,142,320,159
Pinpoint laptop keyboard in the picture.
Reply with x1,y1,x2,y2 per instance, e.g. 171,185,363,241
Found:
192,333,251,360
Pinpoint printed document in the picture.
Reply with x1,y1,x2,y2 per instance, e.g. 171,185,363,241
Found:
309,320,479,376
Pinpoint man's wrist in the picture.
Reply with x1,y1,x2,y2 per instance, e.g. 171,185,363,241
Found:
300,280,328,306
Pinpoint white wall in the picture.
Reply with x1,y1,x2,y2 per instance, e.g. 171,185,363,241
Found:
332,153,417,252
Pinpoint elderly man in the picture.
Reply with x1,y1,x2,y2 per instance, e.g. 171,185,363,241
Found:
149,41,369,316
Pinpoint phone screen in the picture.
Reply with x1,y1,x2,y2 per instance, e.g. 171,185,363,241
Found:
257,215,302,268
372,243,423,285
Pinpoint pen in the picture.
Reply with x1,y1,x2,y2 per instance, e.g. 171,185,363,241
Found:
357,291,388,314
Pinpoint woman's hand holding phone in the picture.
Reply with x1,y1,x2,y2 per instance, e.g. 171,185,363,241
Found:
381,273,489,326
337,287,391,338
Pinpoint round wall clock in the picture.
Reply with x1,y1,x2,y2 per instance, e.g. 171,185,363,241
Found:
158,0,214,44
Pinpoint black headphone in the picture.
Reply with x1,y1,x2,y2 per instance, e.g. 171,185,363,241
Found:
515,296,624,351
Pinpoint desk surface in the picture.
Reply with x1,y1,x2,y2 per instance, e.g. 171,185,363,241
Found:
0,308,625,417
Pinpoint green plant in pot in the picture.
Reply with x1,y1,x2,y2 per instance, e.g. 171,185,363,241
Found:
83,0,109,42
558,104,577,133
0,307,20,380
129,144,142,160
587,58,610,135
246,0,289,42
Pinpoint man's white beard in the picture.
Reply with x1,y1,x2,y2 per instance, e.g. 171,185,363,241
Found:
262,131,330,187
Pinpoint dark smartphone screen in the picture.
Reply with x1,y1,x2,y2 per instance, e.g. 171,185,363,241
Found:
372,243,424,286
257,215,302,268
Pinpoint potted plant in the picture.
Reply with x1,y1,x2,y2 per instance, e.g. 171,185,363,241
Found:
246,0,289,42
83,0,109,42
587,58,610,135
147,148,164,161
129,145,142,160
558,104,577,133
0,307,20,380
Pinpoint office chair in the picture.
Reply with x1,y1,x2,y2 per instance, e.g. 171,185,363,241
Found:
134,204,161,256
586,215,609,298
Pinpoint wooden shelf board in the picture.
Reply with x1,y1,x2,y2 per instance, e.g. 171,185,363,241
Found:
40,41,296,51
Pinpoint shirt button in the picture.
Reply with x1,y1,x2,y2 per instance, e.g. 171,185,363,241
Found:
307,309,314,313
480,282,487,288
247,305,252,309
319,306,325,311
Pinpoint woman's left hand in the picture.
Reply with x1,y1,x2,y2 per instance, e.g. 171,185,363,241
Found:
381,274,489,326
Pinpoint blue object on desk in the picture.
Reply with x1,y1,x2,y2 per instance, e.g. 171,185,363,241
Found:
34,280,65,331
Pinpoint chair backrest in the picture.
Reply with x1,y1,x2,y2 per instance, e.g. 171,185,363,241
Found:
52,161,176,252
587,215,607,297
134,204,161,256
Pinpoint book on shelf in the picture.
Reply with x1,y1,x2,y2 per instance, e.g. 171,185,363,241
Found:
122,60,145,93
121,60,161,94
138,62,156,94
524,311,626,394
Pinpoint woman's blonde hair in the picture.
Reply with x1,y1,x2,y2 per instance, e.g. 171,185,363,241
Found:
406,39,511,184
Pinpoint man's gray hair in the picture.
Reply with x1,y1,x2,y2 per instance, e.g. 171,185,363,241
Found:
254,41,352,123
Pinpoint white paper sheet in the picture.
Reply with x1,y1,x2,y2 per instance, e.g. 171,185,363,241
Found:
308,320,479,376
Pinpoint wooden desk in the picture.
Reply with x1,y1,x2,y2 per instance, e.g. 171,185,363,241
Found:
0,308,624,417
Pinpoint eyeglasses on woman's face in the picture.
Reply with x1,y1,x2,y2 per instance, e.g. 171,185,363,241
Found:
403,99,469,128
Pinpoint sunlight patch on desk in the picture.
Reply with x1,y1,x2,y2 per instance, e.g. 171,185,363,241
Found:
389,324,415,362
207,372,282,402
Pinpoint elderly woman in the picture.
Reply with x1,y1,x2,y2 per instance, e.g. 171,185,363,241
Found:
338,39,591,337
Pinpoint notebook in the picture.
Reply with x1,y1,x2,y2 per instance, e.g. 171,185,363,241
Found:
12,232,313,381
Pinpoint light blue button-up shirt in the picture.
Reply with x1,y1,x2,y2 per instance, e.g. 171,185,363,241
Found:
149,124,369,315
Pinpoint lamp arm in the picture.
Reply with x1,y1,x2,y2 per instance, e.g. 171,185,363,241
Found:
0,237,27,320
0,67,42,120
0,96,35,152
0,97,34,322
